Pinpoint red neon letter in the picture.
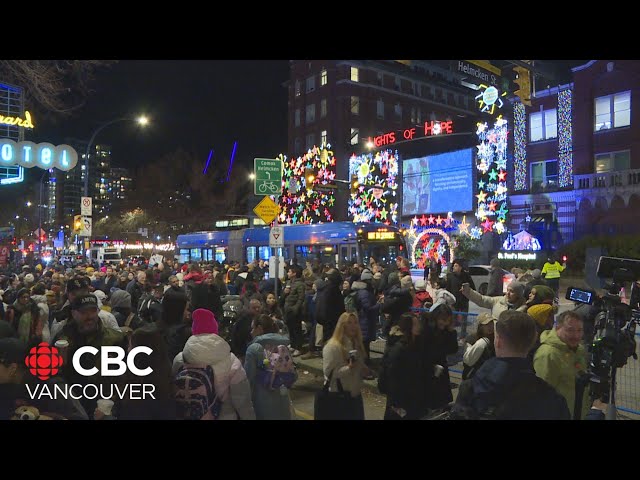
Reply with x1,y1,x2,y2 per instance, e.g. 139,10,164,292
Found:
424,121,433,135
443,121,453,133
374,135,383,147
403,128,415,140
388,132,396,144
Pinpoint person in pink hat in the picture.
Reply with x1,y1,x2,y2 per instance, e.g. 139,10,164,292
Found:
172,308,255,420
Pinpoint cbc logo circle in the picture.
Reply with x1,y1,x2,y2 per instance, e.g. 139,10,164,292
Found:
25,342,63,380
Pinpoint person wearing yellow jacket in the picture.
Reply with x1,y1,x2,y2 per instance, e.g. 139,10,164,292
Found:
533,311,590,419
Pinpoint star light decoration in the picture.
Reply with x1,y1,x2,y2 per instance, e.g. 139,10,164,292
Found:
514,102,527,191
347,149,399,225
558,88,573,187
402,215,459,268
275,145,337,224
475,115,509,237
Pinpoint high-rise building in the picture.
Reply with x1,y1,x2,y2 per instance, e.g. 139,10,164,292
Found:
109,167,132,202
286,60,479,220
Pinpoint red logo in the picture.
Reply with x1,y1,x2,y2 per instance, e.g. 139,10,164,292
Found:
25,342,64,380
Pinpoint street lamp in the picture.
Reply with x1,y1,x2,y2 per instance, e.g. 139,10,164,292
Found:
26,201,32,207
83,114,150,197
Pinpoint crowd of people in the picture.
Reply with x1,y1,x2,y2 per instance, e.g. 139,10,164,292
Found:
0,252,607,420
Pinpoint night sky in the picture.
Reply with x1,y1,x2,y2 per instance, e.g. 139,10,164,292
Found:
31,60,291,173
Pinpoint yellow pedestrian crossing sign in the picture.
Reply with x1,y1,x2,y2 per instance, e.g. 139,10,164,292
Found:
253,196,280,225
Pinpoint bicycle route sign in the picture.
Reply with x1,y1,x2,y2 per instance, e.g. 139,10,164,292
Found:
254,158,283,196
253,195,280,225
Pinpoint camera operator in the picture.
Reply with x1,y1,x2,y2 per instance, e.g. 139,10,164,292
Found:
533,311,591,420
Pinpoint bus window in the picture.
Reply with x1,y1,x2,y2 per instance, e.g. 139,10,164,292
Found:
341,246,348,265
246,246,257,263
295,245,310,259
258,246,270,261
179,249,190,263
190,248,202,261
361,244,400,265
350,245,358,264
215,247,226,263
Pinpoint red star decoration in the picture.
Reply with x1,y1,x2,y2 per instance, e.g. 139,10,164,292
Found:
312,160,317,168
435,215,444,226
481,218,494,232
428,214,436,225
498,170,507,182
375,209,381,218
417,258,425,269
420,214,428,226
488,201,498,212
381,165,388,174
289,159,296,169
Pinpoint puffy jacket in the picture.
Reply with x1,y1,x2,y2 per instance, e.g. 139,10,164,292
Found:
533,329,590,419
284,278,306,319
173,333,256,420
351,281,381,343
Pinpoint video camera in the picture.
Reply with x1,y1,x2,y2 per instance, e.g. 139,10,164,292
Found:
572,257,640,405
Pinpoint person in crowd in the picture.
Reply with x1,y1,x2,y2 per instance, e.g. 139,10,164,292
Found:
0,338,89,420
412,279,432,310
189,272,224,323
96,266,117,295
526,285,555,309
486,258,504,297
97,323,176,420
381,272,413,337
421,303,458,409
173,308,255,420
316,269,346,346
462,281,528,321
322,312,368,420
350,269,381,372
110,289,146,331
533,310,590,420
264,292,283,321
52,294,126,416
301,279,322,360
239,275,263,309
4,288,43,344
524,269,547,299
462,313,495,380
230,298,263,362
244,314,295,420
282,266,306,356
451,310,570,420
378,313,428,420
430,276,457,310
212,270,228,297
157,288,192,363
445,259,475,341
29,283,51,343
541,254,566,302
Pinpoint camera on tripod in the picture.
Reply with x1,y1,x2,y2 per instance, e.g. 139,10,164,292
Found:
577,256,640,403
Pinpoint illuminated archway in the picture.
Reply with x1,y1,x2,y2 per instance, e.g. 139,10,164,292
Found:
410,228,454,269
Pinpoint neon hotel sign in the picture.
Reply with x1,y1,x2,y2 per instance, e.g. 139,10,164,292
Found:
368,120,454,148
0,139,78,171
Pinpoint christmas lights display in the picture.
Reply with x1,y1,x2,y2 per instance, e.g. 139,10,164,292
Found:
558,89,573,187
514,103,527,191
276,145,336,224
348,149,399,224
475,115,509,236
404,215,457,268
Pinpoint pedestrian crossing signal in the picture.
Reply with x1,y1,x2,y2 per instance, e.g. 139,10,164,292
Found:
73,215,83,234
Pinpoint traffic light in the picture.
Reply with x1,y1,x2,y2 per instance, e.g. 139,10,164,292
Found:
304,168,315,186
73,215,83,234
350,174,359,195
513,65,532,106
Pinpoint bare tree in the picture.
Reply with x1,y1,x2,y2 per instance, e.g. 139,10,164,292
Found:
0,60,117,114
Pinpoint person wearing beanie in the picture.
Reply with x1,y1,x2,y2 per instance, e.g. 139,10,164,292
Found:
527,303,555,332
172,311,256,420
23,273,35,287
524,270,548,299
110,289,145,332
527,284,555,309
412,279,432,309
461,280,528,321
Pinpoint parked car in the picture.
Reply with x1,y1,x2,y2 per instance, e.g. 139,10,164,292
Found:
126,255,148,267
468,265,515,295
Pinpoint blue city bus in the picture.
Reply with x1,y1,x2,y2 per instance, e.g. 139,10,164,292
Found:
176,222,407,267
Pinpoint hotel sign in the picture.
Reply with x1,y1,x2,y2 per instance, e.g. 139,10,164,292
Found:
0,140,78,171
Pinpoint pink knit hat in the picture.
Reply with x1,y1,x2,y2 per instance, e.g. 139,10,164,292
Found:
191,308,218,336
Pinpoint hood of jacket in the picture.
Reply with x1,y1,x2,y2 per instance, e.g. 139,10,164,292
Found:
110,289,132,310
184,271,204,284
470,357,534,396
350,280,368,291
250,332,290,347
539,328,580,354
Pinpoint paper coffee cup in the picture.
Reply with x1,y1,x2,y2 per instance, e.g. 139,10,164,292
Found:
54,339,69,349
54,340,69,363
434,364,444,378
97,399,114,416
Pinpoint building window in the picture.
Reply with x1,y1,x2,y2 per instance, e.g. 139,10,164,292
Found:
321,130,327,146
320,98,327,118
394,103,402,118
306,133,315,150
294,137,302,154
410,107,416,124
351,96,359,115
417,107,422,124
294,109,301,127
394,76,401,91
305,75,315,93
305,104,316,123
350,67,359,82
595,91,631,131
595,150,631,172
320,69,327,86
350,128,359,146
295,80,301,97
530,108,557,142
377,99,384,119
377,72,383,86
530,160,558,192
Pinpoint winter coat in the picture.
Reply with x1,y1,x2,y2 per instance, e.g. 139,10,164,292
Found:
381,286,412,327
412,290,432,310
173,333,256,420
486,268,504,297
351,281,381,343
31,294,51,343
244,333,295,420
190,283,224,322
50,302,122,342
452,356,570,420
445,271,475,311
283,277,306,320
462,333,495,380
421,320,458,409
322,339,364,397
98,275,118,295
533,328,590,420
6,299,42,343
378,326,429,419
464,289,528,320
125,280,144,314
315,279,345,331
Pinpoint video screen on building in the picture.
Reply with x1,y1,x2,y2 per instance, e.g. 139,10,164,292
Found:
402,148,473,216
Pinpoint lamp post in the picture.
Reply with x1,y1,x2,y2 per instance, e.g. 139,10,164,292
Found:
38,169,49,259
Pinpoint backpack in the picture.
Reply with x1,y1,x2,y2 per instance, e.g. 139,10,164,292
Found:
256,344,297,390
120,312,136,337
173,364,223,420
344,291,359,313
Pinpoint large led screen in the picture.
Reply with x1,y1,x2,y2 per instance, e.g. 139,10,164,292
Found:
402,148,473,216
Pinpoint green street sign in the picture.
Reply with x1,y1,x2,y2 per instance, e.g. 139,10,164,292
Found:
254,158,283,196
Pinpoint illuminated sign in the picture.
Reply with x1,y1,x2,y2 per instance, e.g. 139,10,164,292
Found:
475,84,506,114
0,140,78,171
367,231,396,241
0,110,34,129
498,251,538,261
368,120,454,147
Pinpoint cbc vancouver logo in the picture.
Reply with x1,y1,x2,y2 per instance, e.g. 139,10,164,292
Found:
25,343,64,380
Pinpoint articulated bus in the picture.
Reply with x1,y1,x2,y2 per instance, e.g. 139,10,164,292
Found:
176,222,407,267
